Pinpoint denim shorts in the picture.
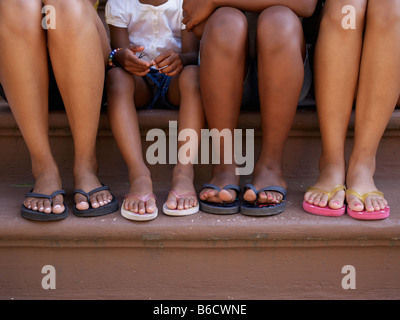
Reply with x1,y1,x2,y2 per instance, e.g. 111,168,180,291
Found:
141,68,178,110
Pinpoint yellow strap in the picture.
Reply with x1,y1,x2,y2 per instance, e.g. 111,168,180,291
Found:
306,184,346,200
346,189,384,202
94,0,99,11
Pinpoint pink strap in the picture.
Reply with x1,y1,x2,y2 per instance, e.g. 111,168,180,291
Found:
124,193,157,202
169,190,198,200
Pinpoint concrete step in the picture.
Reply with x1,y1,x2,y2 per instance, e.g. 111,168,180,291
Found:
1,100,400,299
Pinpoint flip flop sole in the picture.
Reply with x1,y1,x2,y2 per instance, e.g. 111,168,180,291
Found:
21,205,68,221
121,204,158,221
162,203,199,216
346,206,390,220
73,197,119,217
241,201,286,216
199,200,240,214
303,201,346,217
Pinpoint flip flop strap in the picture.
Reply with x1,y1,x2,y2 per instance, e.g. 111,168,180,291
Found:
258,186,287,198
346,189,384,202
169,190,197,200
245,184,287,198
201,183,241,194
306,184,346,199
74,185,110,202
124,193,157,202
25,190,66,205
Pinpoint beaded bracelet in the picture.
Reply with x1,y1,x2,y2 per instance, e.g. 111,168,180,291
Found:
108,48,122,69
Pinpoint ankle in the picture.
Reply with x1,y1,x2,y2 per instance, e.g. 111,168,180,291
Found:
73,158,99,177
31,160,59,180
173,164,194,179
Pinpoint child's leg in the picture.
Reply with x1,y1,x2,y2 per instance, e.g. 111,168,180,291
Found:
0,0,65,214
198,7,248,204
106,67,156,214
165,65,205,210
304,0,367,209
243,6,306,204
346,0,400,212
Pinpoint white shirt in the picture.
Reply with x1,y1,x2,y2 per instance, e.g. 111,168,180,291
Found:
105,0,185,62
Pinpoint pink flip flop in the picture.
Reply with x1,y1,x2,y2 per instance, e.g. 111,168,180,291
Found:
303,185,346,217
346,189,390,220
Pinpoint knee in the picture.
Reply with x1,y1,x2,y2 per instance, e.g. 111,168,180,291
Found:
0,0,43,37
179,65,200,92
204,7,248,54
43,0,94,34
321,0,367,30
257,6,303,51
106,67,133,96
367,0,400,31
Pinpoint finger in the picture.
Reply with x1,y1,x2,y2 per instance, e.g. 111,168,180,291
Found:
128,44,145,53
185,19,195,32
165,64,182,76
124,50,152,68
133,69,151,77
123,62,150,75
153,51,171,65
163,62,182,76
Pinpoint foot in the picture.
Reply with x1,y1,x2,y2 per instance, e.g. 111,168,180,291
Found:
166,165,198,210
23,167,65,214
199,165,240,204
345,163,388,212
123,175,156,215
243,163,286,204
73,169,113,211
303,162,346,210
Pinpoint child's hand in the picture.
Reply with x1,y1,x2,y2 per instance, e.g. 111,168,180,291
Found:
114,44,155,76
154,50,183,77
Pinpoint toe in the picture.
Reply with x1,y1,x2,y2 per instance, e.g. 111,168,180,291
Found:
219,189,235,203
243,189,257,202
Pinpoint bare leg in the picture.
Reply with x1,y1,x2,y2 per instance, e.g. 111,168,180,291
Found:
346,0,400,212
165,65,205,210
44,0,113,210
198,8,248,204
0,0,65,214
304,0,367,209
106,67,156,214
243,6,305,204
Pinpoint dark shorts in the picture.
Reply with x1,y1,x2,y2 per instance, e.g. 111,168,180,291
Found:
140,68,178,110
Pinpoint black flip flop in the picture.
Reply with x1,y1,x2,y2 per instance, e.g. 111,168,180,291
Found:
21,189,68,221
241,184,287,216
73,185,119,217
199,183,241,214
